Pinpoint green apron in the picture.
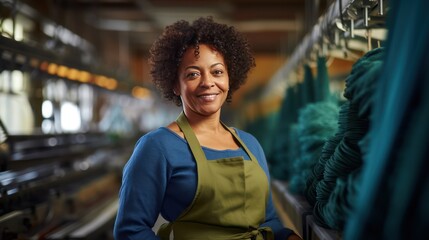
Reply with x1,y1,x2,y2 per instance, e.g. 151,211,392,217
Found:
157,112,274,240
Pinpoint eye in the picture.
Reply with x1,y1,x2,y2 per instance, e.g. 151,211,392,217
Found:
185,72,200,79
212,69,224,76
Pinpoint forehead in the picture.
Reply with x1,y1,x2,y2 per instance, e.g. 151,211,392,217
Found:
181,44,225,65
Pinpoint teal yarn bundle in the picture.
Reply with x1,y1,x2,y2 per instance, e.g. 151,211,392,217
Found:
270,63,317,180
286,56,341,196
268,85,300,180
315,56,331,102
311,48,385,230
345,0,429,238
288,101,339,194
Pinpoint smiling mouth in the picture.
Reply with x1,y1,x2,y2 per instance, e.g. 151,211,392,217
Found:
198,93,219,101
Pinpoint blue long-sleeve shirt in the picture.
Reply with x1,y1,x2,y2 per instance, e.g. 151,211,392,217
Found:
114,127,293,239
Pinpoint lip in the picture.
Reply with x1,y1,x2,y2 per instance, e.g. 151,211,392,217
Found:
197,92,220,101
197,92,219,97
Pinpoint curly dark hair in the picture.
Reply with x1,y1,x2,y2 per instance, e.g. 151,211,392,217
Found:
149,16,255,106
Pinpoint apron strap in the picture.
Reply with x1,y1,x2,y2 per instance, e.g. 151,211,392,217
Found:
177,111,258,165
257,226,274,240
157,222,173,240
176,112,208,162
174,112,207,220
222,123,259,164
170,112,273,240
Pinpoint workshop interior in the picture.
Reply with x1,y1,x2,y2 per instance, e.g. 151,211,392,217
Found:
1,0,429,239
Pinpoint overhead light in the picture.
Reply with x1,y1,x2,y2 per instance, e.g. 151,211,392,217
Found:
47,63,58,75
57,65,68,78
77,71,91,83
132,86,151,99
67,68,79,81
40,61,49,71
105,78,118,90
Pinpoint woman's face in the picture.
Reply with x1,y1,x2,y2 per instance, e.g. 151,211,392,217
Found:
176,44,229,117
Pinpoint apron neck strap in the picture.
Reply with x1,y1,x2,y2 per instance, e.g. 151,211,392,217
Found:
176,112,207,161
176,112,258,163
223,123,258,162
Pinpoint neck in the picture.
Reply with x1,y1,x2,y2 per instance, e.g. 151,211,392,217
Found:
183,110,224,134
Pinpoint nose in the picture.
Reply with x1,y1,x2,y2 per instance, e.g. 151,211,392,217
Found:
200,73,215,88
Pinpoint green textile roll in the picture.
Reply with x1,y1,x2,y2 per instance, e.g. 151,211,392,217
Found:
315,56,331,102
311,48,384,230
289,56,338,195
288,101,339,194
268,85,299,180
301,63,316,104
345,0,429,239
270,63,320,181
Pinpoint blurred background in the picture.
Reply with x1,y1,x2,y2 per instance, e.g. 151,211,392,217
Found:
1,0,428,239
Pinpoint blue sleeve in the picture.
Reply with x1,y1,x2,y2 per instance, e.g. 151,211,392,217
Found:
113,134,169,240
243,131,295,240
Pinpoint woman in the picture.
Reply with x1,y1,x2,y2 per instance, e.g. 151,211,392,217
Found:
114,17,301,240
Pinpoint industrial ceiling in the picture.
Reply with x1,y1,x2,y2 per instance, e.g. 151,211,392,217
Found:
4,0,331,110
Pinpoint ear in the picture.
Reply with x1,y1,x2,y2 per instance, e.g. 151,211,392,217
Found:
173,85,180,96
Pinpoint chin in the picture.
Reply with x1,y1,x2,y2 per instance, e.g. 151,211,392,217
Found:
196,107,222,116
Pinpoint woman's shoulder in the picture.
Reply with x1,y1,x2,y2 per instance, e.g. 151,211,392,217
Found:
144,126,176,137
232,128,258,143
137,127,185,147
230,127,263,151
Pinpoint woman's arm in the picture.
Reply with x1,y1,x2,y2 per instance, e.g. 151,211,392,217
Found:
113,134,169,240
261,187,297,239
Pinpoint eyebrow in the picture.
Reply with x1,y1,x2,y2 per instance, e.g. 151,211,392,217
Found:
184,63,225,70
211,63,225,68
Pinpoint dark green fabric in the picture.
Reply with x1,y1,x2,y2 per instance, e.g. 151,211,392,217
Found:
315,56,331,102
301,64,316,104
268,58,334,182
266,85,300,180
288,56,340,198
247,114,278,175
270,65,316,180
345,0,429,239
311,48,384,230
288,101,339,194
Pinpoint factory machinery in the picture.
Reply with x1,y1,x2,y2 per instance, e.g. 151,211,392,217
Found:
0,2,143,238
0,123,135,240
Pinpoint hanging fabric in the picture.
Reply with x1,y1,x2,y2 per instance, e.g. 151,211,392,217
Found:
288,60,339,194
345,0,429,238
268,85,299,180
315,56,331,102
288,100,339,194
312,47,385,230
